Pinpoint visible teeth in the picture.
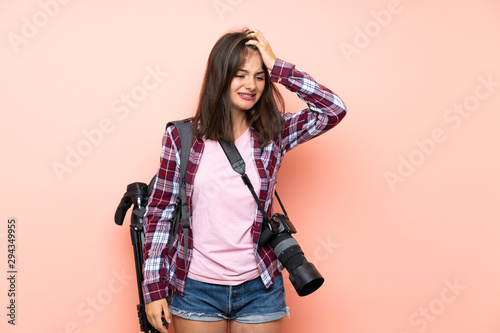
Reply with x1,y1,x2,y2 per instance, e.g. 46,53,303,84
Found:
240,93,253,97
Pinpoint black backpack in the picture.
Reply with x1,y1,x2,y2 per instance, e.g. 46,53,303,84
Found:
115,119,193,252
114,119,193,333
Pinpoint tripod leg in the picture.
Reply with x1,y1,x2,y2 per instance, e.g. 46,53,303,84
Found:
130,218,165,332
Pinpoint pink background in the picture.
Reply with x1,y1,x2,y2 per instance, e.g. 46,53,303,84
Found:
1,0,500,332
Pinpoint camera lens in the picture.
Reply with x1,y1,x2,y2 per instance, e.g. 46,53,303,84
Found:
270,233,324,296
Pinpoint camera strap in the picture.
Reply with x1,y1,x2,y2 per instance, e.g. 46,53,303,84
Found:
218,139,288,231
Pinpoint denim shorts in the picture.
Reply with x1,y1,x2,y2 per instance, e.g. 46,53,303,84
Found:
169,274,289,323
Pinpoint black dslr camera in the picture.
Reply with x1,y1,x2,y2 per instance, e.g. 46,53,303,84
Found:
259,211,324,296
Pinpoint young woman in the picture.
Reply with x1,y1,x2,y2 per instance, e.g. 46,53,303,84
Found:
142,28,346,333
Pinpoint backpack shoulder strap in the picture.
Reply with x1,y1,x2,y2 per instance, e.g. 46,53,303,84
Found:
165,119,193,256
146,118,193,196
167,119,194,180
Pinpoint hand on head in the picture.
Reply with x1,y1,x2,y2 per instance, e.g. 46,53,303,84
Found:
245,30,278,70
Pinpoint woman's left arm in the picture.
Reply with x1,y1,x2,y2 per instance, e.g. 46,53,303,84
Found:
246,30,347,152
271,59,347,152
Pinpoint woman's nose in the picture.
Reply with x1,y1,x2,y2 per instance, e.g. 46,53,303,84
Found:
244,77,256,90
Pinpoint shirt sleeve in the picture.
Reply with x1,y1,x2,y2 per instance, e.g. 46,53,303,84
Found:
141,125,181,303
269,59,347,152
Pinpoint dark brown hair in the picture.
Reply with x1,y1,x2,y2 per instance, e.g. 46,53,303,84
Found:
193,28,284,146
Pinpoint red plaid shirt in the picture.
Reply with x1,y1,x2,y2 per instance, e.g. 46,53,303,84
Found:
142,59,347,302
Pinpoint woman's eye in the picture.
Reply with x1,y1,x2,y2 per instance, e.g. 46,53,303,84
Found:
235,75,245,78
256,76,264,81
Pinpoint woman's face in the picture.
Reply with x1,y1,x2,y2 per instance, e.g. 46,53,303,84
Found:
229,51,266,115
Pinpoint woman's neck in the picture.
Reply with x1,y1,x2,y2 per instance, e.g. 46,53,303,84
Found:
232,111,249,139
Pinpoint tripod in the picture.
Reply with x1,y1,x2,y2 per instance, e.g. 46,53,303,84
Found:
115,181,166,333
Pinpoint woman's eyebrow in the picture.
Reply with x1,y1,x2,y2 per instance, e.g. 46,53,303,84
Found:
237,68,265,74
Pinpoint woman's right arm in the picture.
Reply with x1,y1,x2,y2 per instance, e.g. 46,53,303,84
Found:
142,125,182,331
145,299,170,333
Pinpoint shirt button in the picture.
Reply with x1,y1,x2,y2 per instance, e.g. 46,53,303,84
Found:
277,77,282,83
